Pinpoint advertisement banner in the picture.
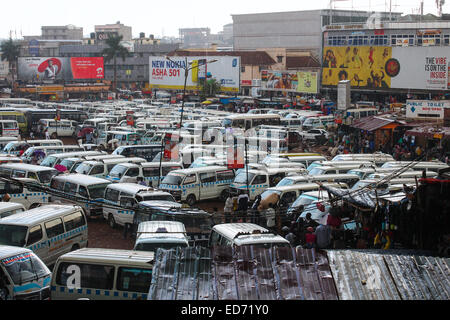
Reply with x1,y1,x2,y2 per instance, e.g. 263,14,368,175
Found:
149,56,240,92
18,57,105,82
322,46,450,91
297,71,318,94
261,70,298,92
406,100,449,120
70,57,104,79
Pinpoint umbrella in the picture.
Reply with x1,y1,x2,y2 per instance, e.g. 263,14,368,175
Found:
202,100,212,105
33,149,46,159
54,164,68,173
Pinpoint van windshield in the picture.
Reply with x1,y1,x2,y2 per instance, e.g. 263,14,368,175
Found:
109,165,128,178
162,173,184,186
134,242,188,252
276,178,295,187
0,224,27,247
75,163,93,175
59,159,76,171
234,172,256,184
141,194,175,202
3,142,18,152
88,183,110,199
40,156,58,167
1,252,49,285
291,194,319,209
308,168,326,175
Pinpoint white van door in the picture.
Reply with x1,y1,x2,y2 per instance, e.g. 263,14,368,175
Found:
199,172,217,200
25,224,49,264
43,217,66,266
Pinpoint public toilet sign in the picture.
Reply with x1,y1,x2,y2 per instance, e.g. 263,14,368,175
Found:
406,100,449,120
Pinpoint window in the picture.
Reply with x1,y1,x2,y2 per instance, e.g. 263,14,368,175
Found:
241,66,245,73
183,174,196,185
116,267,152,293
444,35,449,45
252,175,266,185
56,262,114,290
90,165,104,175
63,211,86,232
45,218,64,238
143,167,159,178
280,191,297,207
200,172,216,184
63,182,78,194
162,166,179,177
12,170,26,178
105,188,120,202
51,179,64,190
26,225,43,246
277,56,283,63
127,168,139,177
79,186,88,198
217,170,234,182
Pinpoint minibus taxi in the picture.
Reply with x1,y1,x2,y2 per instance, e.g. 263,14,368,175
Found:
276,173,360,188
366,170,438,180
346,167,413,180
0,245,51,300
50,248,154,300
0,120,20,137
38,119,78,138
74,157,146,179
0,163,59,187
103,183,176,229
2,139,63,156
97,131,142,151
49,174,111,218
106,162,183,187
133,221,189,252
229,166,306,201
0,203,26,219
306,160,374,174
265,154,327,169
0,178,49,210
0,204,88,267
331,153,395,166
159,166,236,206
0,137,19,150
21,145,84,164
59,154,125,173
209,223,290,249
40,151,106,168
381,161,449,172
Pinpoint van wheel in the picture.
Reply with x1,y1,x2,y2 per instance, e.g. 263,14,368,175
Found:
29,203,40,209
220,190,229,201
71,244,80,252
108,214,117,229
0,287,9,300
186,194,196,207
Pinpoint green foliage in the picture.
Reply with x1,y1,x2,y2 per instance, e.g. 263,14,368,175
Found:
200,78,221,100
101,35,130,91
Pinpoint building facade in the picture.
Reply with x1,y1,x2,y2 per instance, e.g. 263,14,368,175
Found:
41,25,83,40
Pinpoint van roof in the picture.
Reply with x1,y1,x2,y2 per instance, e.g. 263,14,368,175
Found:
0,202,25,211
0,163,58,172
53,174,111,185
24,139,63,144
82,157,145,165
137,221,187,239
283,174,360,181
57,248,154,266
106,183,155,194
212,223,271,239
26,145,80,150
45,151,104,159
0,204,82,227
169,166,230,175
0,245,33,260
266,182,346,192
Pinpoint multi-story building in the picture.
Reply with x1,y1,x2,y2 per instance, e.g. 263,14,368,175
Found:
95,22,132,41
41,25,83,41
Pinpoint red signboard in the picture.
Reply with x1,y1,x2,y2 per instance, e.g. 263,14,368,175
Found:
241,80,252,86
70,57,104,79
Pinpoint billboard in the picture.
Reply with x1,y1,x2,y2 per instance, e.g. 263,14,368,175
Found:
149,56,240,92
18,57,104,82
297,71,318,94
261,70,298,92
70,57,104,79
406,100,450,120
322,46,450,91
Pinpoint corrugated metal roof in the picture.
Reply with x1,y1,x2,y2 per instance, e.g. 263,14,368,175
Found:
149,247,449,300
351,116,396,132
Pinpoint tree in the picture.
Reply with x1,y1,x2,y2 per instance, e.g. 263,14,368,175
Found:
101,35,130,92
200,78,222,100
1,37,21,85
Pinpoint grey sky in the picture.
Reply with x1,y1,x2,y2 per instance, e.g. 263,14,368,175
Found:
2,0,449,39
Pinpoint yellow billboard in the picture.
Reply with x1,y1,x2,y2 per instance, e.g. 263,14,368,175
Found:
297,71,318,94
322,46,393,88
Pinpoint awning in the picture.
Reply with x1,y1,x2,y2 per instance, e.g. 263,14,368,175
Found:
351,116,398,132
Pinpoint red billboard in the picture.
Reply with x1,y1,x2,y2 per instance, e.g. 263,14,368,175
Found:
70,57,104,79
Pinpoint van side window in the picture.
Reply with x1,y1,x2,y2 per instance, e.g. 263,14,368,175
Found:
184,174,196,185
79,186,88,198
56,263,114,290
90,165,104,175
63,211,86,231
105,188,120,202
161,166,175,177
217,170,234,182
200,172,216,184
143,167,159,178
51,179,64,190
64,182,77,195
26,225,43,246
127,168,139,177
252,175,266,185
117,267,152,293
45,218,65,238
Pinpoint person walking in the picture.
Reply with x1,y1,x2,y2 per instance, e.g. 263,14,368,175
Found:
45,128,50,140
305,227,316,249
238,192,249,222
315,224,332,249
224,194,234,223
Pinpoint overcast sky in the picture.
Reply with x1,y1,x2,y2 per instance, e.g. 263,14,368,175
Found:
2,0,449,39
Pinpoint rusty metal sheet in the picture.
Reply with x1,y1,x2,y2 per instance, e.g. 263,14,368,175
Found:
148,248,179,300
211,246,238,300
195,247,213,300
234,246,259,300
272,247,303,300
252,246,278,300
175,247,198,300
314,250,339,300
295,248,327,300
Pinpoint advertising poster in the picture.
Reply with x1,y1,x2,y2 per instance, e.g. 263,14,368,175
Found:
18,57,105,82
297,71,318,94
70,57,104,79
322,46,450,91
261,70,298,92
149,56,240,92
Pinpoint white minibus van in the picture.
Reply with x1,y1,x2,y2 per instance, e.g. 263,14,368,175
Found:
40,151,105,168
0,179,49,210
106,162,183,186
0,245,51,300
21,145,84,164
50,248,154,300
49,174,111,218
0,205,88,266
0,163,59,186
159,166,236,205
2,139,63,156
0,120,20,137
59,154,125,173
103,183,176,229
0,203,26,219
